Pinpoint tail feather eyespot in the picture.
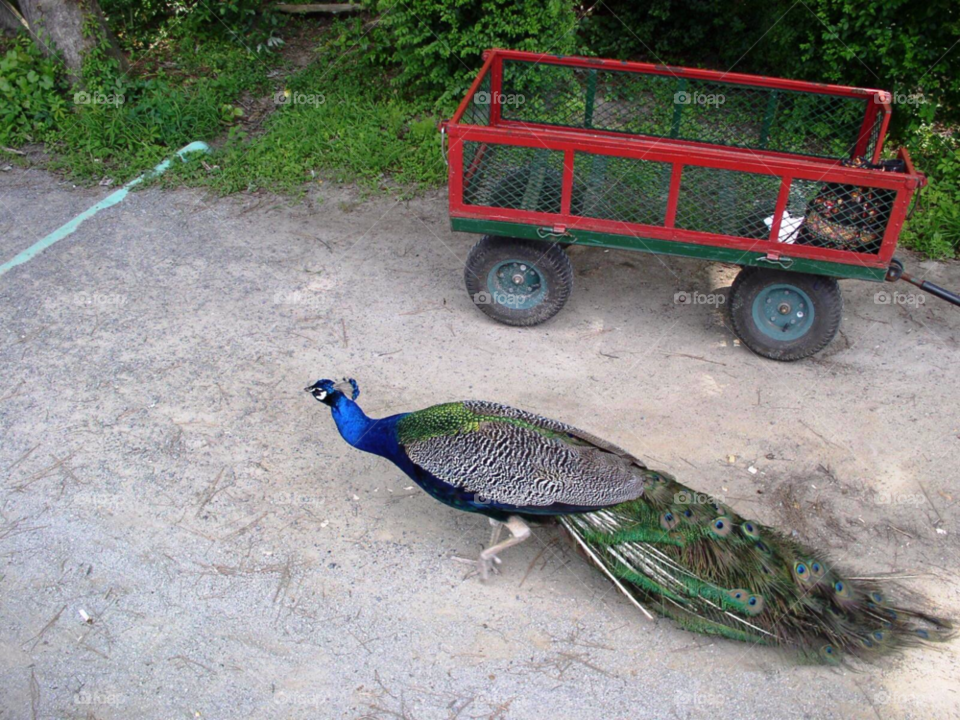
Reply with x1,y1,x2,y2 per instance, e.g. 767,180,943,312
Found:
819,644,840,663
834,580,853,600
710,516,732,538
660,512,680,531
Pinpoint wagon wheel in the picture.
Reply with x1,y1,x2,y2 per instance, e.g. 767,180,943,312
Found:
728,268,842,361
464,236,573,326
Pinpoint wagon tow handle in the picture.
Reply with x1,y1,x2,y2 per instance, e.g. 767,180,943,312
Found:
886,258,960,308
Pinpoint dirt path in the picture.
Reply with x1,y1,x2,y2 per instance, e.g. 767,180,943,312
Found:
1,168,959,719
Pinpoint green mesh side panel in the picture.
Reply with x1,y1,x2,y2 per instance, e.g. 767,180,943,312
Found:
459,72,492,126
462,142,565,214
499,60,873,160
571,152,671,226
865,111,885,161
675,167,782,238
785,178,894,255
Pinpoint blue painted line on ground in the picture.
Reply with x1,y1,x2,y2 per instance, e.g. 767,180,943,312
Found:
0,141,210,278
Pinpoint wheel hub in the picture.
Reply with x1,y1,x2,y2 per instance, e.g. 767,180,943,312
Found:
487,259,547,310
752,284,815,341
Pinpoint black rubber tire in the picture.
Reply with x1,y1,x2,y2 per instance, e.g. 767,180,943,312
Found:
728,267,843,361
464,235,573,327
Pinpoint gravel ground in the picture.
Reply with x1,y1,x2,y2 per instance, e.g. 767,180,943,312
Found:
1,166,959,720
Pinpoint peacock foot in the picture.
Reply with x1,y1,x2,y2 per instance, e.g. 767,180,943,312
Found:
451,515,531,582
452,553,503,581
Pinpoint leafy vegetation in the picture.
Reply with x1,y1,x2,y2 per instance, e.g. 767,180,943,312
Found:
164,30,445,194
0,35,68,145
0,0,957,256
901,127,960,258
368,0,578,106
50,36,273,180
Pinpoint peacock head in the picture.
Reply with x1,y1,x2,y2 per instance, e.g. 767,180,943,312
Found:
305,378,360,406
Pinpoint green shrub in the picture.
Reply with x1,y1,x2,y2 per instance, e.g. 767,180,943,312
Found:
579,0,959,129
902,127,960,258
369,0,578,106
0,36,69,145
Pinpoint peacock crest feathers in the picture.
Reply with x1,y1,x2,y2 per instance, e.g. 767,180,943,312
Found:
561,469,954,663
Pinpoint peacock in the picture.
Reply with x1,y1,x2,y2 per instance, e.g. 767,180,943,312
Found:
306,377,953,663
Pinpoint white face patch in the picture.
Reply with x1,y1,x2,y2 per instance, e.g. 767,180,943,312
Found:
315,390,328,401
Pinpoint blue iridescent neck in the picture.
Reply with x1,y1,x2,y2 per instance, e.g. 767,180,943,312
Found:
329,394,401,458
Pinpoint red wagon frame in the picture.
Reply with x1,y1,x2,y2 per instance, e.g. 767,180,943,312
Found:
442,49,925,283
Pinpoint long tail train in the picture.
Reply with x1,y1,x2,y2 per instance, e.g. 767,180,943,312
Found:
559,469,954,663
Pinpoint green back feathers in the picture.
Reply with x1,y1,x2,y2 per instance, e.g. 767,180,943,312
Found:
397,401,575,446
397,402,480,445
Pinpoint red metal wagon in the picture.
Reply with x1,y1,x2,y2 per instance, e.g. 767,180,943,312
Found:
440,49,958,360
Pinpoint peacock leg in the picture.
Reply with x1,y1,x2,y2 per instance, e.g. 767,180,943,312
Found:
476,516,531,581
453,516,532,581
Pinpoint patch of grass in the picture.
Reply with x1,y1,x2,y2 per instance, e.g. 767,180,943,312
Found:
163,32,446,195
46,36,276,182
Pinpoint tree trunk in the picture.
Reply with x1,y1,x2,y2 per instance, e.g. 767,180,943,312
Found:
16,0,127,81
